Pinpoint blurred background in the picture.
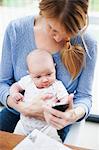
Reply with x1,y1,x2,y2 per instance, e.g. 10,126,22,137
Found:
0,0,99,149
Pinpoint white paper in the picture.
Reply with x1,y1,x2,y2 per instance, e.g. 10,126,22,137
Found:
13,129,71,150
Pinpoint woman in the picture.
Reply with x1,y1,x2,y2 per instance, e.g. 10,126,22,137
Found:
0,0,97,142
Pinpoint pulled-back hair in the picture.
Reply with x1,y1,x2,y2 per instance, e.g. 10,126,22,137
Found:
39,0,89,79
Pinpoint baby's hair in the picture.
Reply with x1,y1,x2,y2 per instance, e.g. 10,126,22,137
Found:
27,49,54,70
27,49,53,62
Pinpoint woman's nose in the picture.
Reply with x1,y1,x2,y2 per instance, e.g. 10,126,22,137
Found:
52,33,62,42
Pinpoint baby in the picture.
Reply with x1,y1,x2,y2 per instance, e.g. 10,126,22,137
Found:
10,49,68,142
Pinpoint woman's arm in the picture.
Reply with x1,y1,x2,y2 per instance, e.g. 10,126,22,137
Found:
7,94,52,120
73,33,97,119
0,23,25,114
44,94,86,130
0,22,44,119
43,33,97,129
0,23,16,112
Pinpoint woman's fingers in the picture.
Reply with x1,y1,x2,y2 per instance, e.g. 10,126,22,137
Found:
50,120,64,130
43,106,68,128
43,94,76,129
45,111,69,129
44,110,65,129
50,114,67,128
67,93,74,110
44,105,64,118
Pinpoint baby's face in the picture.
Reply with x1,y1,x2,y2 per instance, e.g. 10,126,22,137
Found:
29,63,56,88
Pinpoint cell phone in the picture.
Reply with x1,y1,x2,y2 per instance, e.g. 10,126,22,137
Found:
52,104,69,112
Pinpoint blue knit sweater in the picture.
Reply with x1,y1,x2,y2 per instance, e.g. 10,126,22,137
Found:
0,16,97,117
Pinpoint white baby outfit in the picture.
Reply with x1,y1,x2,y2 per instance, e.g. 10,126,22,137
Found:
14,75,68,142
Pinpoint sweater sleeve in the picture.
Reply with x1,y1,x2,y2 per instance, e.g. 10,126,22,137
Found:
73,33,97,119
0,23,19,114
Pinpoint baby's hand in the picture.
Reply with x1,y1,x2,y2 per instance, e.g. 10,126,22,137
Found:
11,93,24,104
44,94,58,107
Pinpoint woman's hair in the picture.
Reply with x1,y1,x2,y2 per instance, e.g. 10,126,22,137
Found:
39,0,89,79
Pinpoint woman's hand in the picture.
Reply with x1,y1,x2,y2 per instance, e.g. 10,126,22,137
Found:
7,94,54,121
43,94,86,130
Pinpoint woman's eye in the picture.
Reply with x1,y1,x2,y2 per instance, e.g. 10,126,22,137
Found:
53,29,57,33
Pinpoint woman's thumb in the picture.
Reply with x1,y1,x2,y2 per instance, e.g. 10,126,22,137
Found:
68,93,74,109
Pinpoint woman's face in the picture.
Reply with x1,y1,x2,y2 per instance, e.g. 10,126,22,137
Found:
44,17,69,43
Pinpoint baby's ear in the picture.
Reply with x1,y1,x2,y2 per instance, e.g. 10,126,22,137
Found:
54,63,56,66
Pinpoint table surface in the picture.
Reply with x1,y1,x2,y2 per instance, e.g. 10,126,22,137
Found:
0,131,89,150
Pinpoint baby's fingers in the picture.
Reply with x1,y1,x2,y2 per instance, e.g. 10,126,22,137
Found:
15,93,24,102
17,93,24,101
41,93,53,101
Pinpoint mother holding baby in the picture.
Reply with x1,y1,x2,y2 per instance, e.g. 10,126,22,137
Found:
0,0,97,142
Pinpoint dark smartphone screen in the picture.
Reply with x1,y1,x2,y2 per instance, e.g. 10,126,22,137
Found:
52,104,69,112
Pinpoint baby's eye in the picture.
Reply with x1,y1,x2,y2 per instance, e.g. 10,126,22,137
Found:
47,73,51,76
36,75,41,79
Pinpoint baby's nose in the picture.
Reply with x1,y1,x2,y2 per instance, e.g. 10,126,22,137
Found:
42,77,48,82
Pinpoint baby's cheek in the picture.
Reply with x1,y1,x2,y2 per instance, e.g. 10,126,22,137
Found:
35,81,41,88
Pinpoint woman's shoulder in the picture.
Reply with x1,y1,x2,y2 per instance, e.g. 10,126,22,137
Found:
82,32,97,58
71,32,97,58
6,15,35,35
83,32,97,48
